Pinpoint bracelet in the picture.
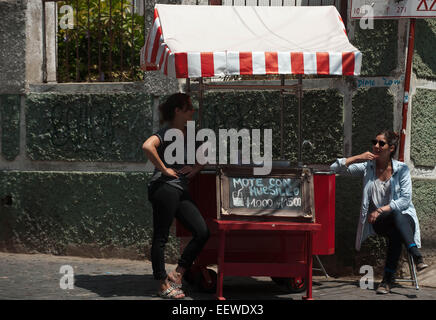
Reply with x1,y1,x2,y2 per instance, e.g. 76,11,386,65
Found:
376,208,384,214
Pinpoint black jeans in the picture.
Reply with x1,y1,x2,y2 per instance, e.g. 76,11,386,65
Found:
148,182,210,280
372,211,417,275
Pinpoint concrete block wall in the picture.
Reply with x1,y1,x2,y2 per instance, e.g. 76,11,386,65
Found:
0,1,435,274
0,0,181,262
200,89,344,164
0,88,175,261
407,18,436,263
0,170,161,260
0,0,27,94
329,12,436,275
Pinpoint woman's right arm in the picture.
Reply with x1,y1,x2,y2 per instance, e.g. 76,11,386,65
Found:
330,152,377,177
142,135,178,178
345,152,378,166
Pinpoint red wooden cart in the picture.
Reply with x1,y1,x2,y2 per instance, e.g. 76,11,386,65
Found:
177,169,334,300
141,4,361,300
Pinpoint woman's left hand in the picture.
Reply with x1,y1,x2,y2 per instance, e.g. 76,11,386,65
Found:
367,210,380,224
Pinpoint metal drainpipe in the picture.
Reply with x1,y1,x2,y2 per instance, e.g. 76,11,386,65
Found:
399,18,416,162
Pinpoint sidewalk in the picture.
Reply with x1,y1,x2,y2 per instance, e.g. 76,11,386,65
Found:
0,252,435,300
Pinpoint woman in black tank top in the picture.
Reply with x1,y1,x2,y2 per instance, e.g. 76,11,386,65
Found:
142,93,209,299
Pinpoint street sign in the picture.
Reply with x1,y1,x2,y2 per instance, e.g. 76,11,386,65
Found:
351,0,436,19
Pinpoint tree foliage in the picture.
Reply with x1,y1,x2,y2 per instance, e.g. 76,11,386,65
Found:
57,0,146,82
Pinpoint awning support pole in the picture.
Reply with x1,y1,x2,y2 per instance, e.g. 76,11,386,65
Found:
297,75,303,167
186,78,191,94
280,75,285,159
199,77,204,129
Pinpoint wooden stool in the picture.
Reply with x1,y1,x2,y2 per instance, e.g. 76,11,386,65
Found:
395,252,419,290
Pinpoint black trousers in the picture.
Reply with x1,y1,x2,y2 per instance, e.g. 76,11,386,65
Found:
148,182,210,280
372,211,417,275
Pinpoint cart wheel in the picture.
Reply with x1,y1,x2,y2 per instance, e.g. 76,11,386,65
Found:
198,269,217,293
184,268,217,293
271,277,285,286
271,277,307,293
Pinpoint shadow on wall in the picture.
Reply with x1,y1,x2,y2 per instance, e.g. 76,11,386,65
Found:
0,171,179,264
351,19,398,76
352,87,394,157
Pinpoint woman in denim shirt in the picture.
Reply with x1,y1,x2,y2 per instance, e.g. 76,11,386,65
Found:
330,130,428,294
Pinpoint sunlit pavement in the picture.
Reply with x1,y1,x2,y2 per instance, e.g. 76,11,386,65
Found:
0,252,435,300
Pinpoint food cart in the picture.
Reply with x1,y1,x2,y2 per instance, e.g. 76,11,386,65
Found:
141,4,361,300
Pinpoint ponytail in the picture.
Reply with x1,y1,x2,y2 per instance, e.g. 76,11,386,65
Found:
158,93,191,125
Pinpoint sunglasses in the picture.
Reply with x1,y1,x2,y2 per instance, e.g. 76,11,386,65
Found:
371,139,388,147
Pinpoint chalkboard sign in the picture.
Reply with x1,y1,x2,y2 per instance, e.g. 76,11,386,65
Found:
229,176,302,210
217,165,315,220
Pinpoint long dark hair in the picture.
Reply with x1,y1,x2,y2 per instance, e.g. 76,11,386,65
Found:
158,93,191,125
376,130,400,159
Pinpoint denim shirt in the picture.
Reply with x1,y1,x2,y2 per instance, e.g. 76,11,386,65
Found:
330,158,421,251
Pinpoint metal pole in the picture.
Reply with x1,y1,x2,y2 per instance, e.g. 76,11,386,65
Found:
87,0,91,81
109,0,113,80
399,18,416,162
314,255,329,279
199,77,204,129
54,2,58,83
98,0,102,81
131,0,135,79
42,0,47,83
75,0,79,81
120,0,124,78
186,78,191,94
280,75,285,159
297,75,303,166
340,0,348,29
65,0,70,82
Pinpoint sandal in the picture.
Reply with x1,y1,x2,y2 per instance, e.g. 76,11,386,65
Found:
158,286,185,299
169,280,183,289
168,272,183,289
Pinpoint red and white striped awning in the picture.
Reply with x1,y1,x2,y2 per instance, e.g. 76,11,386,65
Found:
140,4,362,78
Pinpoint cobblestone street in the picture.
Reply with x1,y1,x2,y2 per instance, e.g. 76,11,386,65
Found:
1,252,435,301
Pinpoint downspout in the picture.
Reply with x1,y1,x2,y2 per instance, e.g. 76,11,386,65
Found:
398,18,416,162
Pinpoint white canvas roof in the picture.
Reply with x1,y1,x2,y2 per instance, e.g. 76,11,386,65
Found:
140,4,362,78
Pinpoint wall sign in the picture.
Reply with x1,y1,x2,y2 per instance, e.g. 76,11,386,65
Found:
351,0,436,19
